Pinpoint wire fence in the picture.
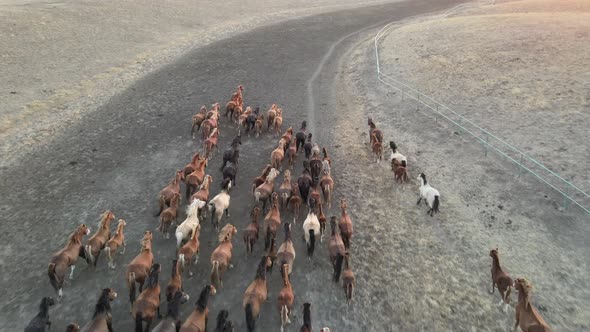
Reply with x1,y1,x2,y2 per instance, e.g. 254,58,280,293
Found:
373,8,589,215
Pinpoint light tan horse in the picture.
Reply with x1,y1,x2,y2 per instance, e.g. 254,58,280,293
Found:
273,109,283,137
84,210,115,267
47,224,91,299
277,170,292,211
271,141,285,171
210,224,238,289
513,278,552,332
104,219,126,269
126,231,154,305
243,256,272,332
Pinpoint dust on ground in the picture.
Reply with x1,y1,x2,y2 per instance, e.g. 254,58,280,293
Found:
327,1,589,331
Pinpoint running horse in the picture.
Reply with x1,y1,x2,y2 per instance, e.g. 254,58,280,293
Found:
191,106,207,139
243,207,262,256
104,219,127,269
225,85,244,120
489,248,513,310
289,182,303,224
84,210,115,268
277,263,294,332
278,170,292,211
295,121,307,153
151,291,190,332
180,285,217,332
127,231,154,306
243,256,272,332
203,127,220,159
79,288,117,332
267,104,277,132
513,278,552,332
277,222,296,276
339,199,353,249
158,193,181,239
328,216,345,282
210,224,238,289
47,223,91,299
24,297,56,332
309,149,323,185
178,224,201,277
264,192,281,251
299,303,312,332
341,252,355,307
367,116,383,146
133,263,162,332
165,259,183,302
297,161,312,206
251,164,272,194
320,161,334,208
185,158,208,200
156,170,184,216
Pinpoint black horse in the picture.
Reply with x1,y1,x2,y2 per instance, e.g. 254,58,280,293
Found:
245,107,259,135
221,133,242,171
298,160,313,205
222,161,238,187
303,133,313,160
296,121,307,153
25,297,56,332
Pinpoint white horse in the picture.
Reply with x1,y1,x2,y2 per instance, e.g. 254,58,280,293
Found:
417,173,440,216
302,203,321,259
176,199,205,248
389,141,407,167
208,179,232,232
311,143,320,156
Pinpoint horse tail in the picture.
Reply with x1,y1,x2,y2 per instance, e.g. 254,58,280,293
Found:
307,230,315,258
333,253,344,282
245,303,256,332
178,254,186,270
84,244,93,266
128,272,137,304
254,190,261,203
323,186,330,205
346,283,354,306
433,195,440,213
47,263,59,291
104,247,112,266
281,305,288,331
264,226,271,251
505,283,512,304
210,261,221,290
135,312,143,332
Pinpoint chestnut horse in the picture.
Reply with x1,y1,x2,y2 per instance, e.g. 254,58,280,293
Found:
166,259,183,302
84,210,115,267
273,109,283,137
287,140,297,169
159,193,181,239
183,152,202,179
180,285,216,332
210,224,238,289
178,224,201,277
80,288,117,332
391,158,409,184
226,85,244,119
490,248,512,309
105,219,126,269
133,263,162,332
309,150,323,185
251,164,272,194
156,170,184,216
317,204,327,244
267,104,277,132
278,170,292,210
329,217,345,282
513,278,552,332
367,117,383,146
339,199,353,249
243,256,272,332
191,106,207,139
271,141,285,171
341,252,355,307
127,231,154,305
254,168,280,212
254,113,264,137
371,132,383,162
186,158,208,200
308,183,323,210
280,127,294,153
264,192,281,251
289,182,303,224
203,127,220,159
47,224,91,299
243,207,261,256
277,222,296,275
277,263,294,332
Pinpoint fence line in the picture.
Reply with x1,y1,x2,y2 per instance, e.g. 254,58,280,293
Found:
373,5,589,215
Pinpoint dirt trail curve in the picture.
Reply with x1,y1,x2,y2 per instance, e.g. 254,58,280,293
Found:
0,1,466,330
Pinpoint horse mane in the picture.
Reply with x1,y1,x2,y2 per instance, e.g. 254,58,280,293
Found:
255,256,268,280
92,288,113,318
186,200,202,219
300,120,307,131
518,279,533,299
171,259,179,277
283,222,291,240
98,211,112,228
389,141,397,151
302,303,312,328
39,297,54,314
146,264,161,289
218,224,235,243
196,285,212,311
419,173,427,185
166,291,184,319
220,178,231,191
67,225,85,245
280,262,289,285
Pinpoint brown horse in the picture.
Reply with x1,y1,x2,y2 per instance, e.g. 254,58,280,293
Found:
238,106,253,128
105,219,126,269
271,141,285,171
180,285,216,332
341,252,355,307
127,231,154,305
299,303,312,332
166,259,183,303
391,158,409,184
226,85,244,119
266,235,278,273
80,288,117,332
308,183,323,208
322,147,332,168
287,140,297,169
201,108,219,141
210,224,238,289
186,159,208,200
66,323,80,332
243,256,272,332
203,128,220,159
191,174,213,203
191,106,207,139
84,211,115,267
156,170,184,216
264,192,281,251
320,164,334,209
490,248,513,309
317,204,327,243
159,193,181,239
371,133,383,162
289,182,303,224
183,152,202,179
273,109,283,137
513,278,552,332
254,168,280,212
277,222,296,275
133,263,162,332
278,170,292,211
178,224,201,277
254,113,264,137
338,199,353,249
267,104,277,132
368,117,383,146
281,127,293,151
152,291,190,332
329,217,345,282
48,224,91,299
251,164,272,194
243,207,261,256
277,263,294,332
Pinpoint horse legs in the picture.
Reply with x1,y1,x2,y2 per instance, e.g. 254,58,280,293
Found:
121,241,126,254
416,197,422,205
69,265,76,280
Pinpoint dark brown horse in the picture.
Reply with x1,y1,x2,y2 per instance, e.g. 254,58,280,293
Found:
297,161,312,205
180,285,216,332
133,263,162,332
490,248,512,309
299,303,312,332
24,297,56,332
47,224,91,299
159,193,181,239
341,252,355,307
127,231,154,305
151,291,190,332
243,207,261,256
264,192,281,251
338,199,353,249
329,217,345,282
166,259,183,302
368,117,383,146
80,288,117,332
391,158,409,184
156,170,184,216
243,256,272,332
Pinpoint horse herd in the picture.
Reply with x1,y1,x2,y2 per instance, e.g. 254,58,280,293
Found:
25,85,551,332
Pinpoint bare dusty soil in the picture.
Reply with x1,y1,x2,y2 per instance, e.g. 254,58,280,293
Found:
328,0,589,331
